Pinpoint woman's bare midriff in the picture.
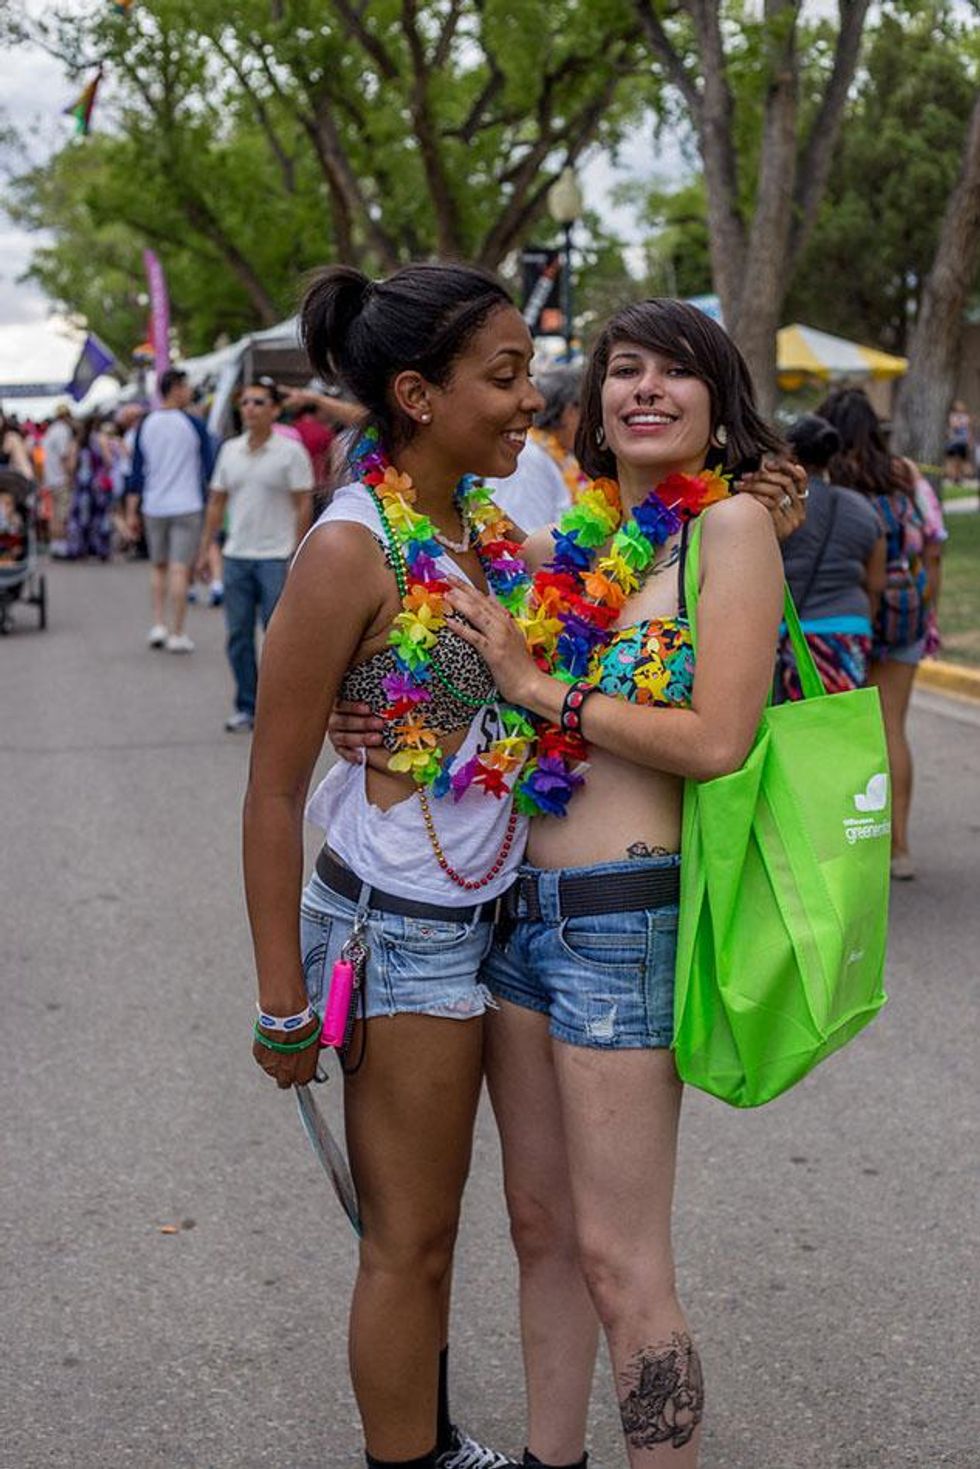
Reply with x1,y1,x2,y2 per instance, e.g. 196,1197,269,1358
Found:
527,745,682,869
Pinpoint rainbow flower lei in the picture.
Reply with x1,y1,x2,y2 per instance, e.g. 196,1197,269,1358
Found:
353,427,536,801
511,469,732,817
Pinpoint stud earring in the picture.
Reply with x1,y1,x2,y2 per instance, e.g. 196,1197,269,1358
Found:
595,426,607,448
419,412,432,424
714,424,728,447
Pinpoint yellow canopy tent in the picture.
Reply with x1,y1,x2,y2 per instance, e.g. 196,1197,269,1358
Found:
778,324,907,392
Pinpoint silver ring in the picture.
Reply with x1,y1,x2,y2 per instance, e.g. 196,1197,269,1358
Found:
799,487,810,500
778,492,793,509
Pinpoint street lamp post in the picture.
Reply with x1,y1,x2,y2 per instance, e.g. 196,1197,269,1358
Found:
547,166,584,361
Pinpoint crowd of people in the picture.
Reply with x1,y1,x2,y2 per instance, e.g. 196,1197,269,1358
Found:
1,334,952,876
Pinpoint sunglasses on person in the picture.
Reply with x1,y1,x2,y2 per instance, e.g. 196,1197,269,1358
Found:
240,395,273,407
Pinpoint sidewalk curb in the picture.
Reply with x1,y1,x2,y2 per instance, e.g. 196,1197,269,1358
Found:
917,660,980,702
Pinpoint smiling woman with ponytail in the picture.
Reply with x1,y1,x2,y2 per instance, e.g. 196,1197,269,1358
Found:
244,259,543,1469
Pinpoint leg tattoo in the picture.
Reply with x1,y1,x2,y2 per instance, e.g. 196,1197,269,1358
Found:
618,1332,704,1451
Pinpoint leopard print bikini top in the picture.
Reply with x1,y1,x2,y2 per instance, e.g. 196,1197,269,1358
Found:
338,531,497,752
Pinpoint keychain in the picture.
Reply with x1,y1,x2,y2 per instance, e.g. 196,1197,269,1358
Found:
321,915,368,1063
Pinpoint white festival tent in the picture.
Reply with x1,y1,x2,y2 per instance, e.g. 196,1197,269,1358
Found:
181,316,310,439
0,316,121,421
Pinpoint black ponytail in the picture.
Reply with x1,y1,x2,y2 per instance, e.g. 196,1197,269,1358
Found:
299,261,512,449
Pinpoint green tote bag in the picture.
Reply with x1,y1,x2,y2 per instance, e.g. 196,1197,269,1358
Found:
673,519,890,1107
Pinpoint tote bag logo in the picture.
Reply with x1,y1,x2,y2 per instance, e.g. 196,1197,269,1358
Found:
854,773,889,812
844,772,891,844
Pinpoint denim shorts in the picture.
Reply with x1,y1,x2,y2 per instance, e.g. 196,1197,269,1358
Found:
481,856,680,1049
300,871,496,1021
882,636,926,666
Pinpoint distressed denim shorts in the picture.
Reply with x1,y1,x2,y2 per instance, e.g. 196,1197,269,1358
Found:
482,856,680,1049
300,871,496,1022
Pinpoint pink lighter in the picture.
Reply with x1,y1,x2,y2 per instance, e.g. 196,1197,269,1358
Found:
320,958,356,1048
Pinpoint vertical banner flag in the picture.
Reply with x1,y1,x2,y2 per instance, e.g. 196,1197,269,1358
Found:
143,249,172,396
520,247,564,335
66,334,117,402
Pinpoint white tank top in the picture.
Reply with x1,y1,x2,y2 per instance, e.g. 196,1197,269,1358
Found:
304,484,529,905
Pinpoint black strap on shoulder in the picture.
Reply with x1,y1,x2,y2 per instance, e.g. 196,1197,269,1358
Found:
677,519,692,621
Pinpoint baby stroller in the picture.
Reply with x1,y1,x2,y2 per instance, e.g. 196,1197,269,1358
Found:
0,470,47,633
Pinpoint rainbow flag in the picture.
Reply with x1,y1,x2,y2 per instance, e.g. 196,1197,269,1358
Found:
63,69,103,136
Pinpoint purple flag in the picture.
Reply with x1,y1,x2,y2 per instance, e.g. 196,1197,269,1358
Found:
143,248,171,394
66,333,116,402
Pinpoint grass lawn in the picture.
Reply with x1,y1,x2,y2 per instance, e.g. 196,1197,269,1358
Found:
938,511,980,666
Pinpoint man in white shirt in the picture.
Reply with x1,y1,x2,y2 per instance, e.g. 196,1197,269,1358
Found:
42,406,76,556
197,378,313,732
124,368,214,652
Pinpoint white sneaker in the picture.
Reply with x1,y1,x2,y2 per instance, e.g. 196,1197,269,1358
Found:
436,1428,519,1469
224,711,254,733
165,632,195,653
147,624,168,648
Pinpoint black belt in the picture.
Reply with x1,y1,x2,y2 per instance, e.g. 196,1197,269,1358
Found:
315,848,499,925
500,864,680,922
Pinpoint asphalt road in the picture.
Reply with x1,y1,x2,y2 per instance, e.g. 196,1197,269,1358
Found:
2,561,978,1469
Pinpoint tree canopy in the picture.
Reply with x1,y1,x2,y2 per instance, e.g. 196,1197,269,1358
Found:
5,0,650,355
3,0,979,438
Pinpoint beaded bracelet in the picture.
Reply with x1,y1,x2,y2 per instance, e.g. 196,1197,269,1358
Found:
255,1002,317,1034
252,1020,321,1054
560,679,600,735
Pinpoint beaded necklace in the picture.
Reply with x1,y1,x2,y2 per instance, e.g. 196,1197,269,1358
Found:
512,469,732,817
352,428,534,888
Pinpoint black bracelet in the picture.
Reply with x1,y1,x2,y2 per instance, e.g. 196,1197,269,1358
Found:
560,679,600,735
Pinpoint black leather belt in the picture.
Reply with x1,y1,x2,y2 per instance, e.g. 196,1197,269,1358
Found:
315,848,499,925
500,864,680,922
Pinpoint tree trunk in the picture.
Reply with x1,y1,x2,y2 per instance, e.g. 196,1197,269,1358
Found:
642,1,871,418
890,94,980,466
727,4,799,417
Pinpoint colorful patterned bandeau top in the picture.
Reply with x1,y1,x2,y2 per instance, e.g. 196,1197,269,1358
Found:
589,617,695,708
586,516,696,708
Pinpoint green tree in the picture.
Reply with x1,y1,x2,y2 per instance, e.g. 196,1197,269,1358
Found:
7,0,652,350
632,0,874,411
784,4,979,354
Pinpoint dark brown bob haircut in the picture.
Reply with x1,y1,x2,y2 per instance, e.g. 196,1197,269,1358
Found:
575,298,782,480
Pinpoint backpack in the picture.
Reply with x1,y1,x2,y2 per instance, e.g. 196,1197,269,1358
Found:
873,490,927,649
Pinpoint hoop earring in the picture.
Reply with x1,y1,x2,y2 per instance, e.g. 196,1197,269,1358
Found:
595,426,607,449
